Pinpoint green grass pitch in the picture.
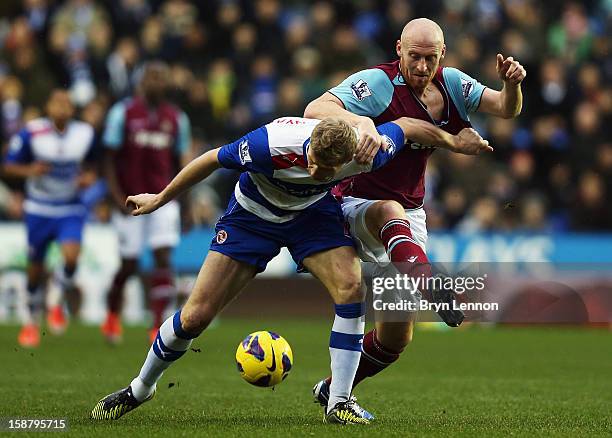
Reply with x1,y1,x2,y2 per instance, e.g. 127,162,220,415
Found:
1,320,611,437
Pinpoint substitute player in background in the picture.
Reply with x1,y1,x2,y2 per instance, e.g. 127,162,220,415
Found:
3,89,96,348
90,115,489,424
101,62,192,343
305,18,526,413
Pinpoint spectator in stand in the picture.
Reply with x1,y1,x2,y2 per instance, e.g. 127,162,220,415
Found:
0,0,610,231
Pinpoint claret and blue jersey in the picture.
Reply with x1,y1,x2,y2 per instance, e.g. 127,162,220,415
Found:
329,66,485,124
328,61,487,209
209,116,406,273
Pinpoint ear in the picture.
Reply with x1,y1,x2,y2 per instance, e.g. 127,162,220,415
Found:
440,43,446,61
396,40,402,58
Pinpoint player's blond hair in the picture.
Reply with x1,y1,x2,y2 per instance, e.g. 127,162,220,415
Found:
309,118,357,167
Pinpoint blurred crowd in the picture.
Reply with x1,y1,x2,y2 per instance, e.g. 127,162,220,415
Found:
0,0,610,232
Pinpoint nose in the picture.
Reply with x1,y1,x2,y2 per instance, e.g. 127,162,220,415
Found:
415,58,427,72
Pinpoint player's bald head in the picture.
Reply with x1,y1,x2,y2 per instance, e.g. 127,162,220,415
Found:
396,18,446,92
400,18,444,48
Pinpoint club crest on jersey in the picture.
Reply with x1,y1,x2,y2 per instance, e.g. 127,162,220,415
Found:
216,230,228,244
8,135,22,152
351,79,372,101
239,140,252,165
461,78,473,99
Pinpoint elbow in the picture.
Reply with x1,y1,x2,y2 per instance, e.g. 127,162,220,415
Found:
500,103,522,119
505,107,522,119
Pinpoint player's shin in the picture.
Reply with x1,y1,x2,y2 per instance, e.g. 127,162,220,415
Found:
352,328,402,388
25,282,44,323
131,309,198,401
50,265,81,311
327,302,365,413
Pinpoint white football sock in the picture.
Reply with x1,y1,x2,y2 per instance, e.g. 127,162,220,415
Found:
131,310,197,402
327,302,365,413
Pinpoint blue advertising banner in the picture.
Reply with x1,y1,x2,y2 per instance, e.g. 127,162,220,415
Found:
140,229,612,273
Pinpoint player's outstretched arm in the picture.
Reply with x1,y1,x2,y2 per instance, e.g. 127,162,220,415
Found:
392,117,493,155
126,148,222,216
478,54,526,119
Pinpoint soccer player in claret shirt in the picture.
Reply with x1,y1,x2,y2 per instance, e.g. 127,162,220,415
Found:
100,62,192,344
305,18,526,417
3,89,96,347
90,116,489,424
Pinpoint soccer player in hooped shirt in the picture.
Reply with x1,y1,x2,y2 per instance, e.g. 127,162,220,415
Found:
305,18,526,413
90,116,489,424
101,62,192,344
3,89,96,348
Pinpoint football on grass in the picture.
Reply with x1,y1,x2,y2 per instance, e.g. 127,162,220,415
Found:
236,331,293,387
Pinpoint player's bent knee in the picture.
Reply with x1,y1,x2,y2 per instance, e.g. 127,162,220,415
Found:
119,260,138,278
153,249,172,269
64,261,78,275
376,200,406,222
367,200,407,236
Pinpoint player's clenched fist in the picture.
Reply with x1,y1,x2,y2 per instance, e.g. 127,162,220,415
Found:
354,117,385,164
453,128,493,155
126,193,161,216
496,54,526,85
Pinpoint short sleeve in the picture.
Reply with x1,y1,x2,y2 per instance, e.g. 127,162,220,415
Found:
102,101,126,149
371,122,406,170
328,68,394,118
5,129,33,164
217,126,273,176
175,111,191,155
442,67,486,120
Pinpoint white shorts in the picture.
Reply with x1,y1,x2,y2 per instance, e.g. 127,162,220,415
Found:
112,201,181,259
342,196,428,315
341,196,428,263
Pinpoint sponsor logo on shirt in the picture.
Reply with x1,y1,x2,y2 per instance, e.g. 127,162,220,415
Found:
239,140,252,165
409,142,436,150
273,117,307,125
350,79,372,101
134,130,172,149
461,78,473,99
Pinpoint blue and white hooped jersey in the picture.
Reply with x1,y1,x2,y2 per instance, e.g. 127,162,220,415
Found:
5,118,95,217
217,117,406,223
